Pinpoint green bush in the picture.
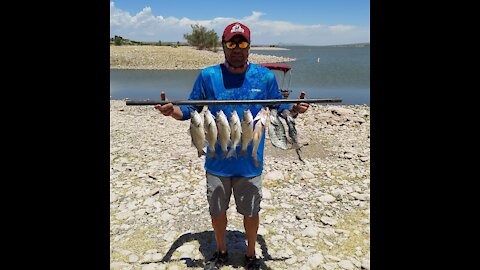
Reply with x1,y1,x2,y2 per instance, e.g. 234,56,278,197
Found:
113,36,123,46
114,35,123,46
184,24,220,51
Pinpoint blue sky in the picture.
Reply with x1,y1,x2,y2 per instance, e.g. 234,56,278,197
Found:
110,0,370,46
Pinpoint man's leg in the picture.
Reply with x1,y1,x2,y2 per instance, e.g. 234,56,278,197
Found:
212,212,228,253
206,173,232,253
243,215,259,257
232,175,263,257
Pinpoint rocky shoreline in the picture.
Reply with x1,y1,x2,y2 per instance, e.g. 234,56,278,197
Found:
110,46,295,70
110,100,370,270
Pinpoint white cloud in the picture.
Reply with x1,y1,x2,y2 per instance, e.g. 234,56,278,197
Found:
110,2,369,45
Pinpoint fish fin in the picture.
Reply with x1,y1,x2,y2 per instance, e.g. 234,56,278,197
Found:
254,158,260,168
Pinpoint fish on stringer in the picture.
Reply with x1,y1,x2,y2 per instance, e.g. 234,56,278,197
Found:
281,110,305,164
267,108,288,150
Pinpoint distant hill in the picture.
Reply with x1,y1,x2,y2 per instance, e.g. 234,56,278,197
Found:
330,43,370,47
277,42,370,47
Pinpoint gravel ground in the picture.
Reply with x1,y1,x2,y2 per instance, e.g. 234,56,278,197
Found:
110,100,370,270
110,46,295,70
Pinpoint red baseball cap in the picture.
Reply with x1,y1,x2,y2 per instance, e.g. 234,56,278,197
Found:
222,22,250,42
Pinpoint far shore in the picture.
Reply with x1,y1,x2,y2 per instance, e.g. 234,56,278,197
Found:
110,45,295,70
250,46,290,51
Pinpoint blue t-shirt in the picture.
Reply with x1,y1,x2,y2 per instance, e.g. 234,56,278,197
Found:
179,63,292,177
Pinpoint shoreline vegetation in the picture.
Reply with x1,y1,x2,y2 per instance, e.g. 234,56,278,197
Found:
110,45,295,70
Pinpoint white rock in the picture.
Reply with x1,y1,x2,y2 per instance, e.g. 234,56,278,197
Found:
128,254,139,262
143,197,156,206
264,170,284,181
361,259,370,269
321,263,335,270
320,216,338,225
262,188,272,199
116,210,134,220
307,253,324,268
301,226,320,237
257,227,268,235
298,171,315,179
163,231,177,242
110,193,118,203
142,263,158,270
110,262,131,269
338,260,354,269
285,256,298,265
151,253,163,261
177,244,196,254
325,255,341,262
319,194,336,202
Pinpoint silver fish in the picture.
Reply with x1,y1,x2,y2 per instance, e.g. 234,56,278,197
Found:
252,107,270,167
216,110,231,159
189,110,206,157
267,108,288,150
240,109,254,157
227,110,242,159
204,109,219,159
281,110,304,163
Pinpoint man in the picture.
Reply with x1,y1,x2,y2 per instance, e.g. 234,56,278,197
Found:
155,22,309,270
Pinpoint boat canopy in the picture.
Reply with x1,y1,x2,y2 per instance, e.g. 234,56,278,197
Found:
260,63,292,73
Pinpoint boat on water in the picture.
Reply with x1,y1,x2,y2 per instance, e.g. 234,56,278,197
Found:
260,63,294,98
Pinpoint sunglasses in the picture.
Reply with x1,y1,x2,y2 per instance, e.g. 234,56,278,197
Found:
225,41,249,49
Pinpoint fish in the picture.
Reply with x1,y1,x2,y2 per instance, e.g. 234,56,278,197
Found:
240,109,254,157
204,109,219,159
252,107,270,167
189,110,206,157
226,110,242,159
267,108,288,150
281,109,304,163
216,110,231,159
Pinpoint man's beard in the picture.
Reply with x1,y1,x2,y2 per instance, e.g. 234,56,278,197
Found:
227,54,247,67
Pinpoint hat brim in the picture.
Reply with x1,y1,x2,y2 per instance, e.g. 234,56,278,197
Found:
223,33,250,42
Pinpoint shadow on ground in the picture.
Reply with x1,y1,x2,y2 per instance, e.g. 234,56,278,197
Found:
153,230,288,269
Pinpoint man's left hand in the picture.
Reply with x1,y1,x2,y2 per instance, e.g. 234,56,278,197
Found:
293,102,309,113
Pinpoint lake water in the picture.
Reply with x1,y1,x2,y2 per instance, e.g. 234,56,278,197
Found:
110,46,370,105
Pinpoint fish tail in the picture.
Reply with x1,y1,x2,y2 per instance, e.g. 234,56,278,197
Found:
226,148,237,159
296,148,305,163
254,158,260,168
198,150,206,157
293,142,301,150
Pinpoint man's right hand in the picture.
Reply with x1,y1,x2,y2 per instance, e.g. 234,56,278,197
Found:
154,92,175,116
154,103,175,116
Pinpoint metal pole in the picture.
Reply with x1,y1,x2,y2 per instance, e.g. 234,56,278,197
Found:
125,98,342,106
